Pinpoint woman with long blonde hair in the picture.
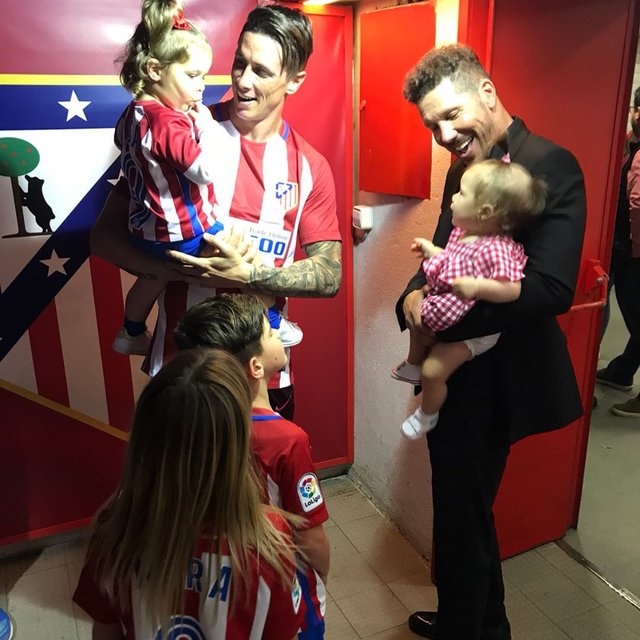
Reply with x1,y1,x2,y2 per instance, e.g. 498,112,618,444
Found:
73,348,305,639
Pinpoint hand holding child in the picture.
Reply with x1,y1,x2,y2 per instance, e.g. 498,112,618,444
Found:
198,228,262,265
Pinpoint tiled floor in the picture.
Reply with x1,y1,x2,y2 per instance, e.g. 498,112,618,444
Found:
564,295,640,599
2,475,640,638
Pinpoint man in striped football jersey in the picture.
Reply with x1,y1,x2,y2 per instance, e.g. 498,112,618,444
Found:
91,5,342,419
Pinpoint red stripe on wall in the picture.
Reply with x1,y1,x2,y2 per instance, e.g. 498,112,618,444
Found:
29,300,69,405
0,387,125,542
89,255,136,431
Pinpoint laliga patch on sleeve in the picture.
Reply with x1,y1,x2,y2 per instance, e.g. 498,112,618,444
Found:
297,473,324,513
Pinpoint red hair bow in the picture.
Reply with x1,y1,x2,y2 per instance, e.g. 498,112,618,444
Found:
172,10,190,30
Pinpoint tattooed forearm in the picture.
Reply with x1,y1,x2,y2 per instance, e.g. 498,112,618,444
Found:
247,240,342,297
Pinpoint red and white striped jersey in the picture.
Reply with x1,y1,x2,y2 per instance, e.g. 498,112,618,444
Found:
73,514,305,639
115,100,222,243
145,101,341,386
251,408,329,630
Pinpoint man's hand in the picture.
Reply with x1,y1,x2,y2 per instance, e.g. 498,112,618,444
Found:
452,276,479,300
403,287,432,336
167,232,253,287
197,228,261,262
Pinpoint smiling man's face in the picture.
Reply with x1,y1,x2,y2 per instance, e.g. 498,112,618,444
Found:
418,77,500,165
230,31,300,131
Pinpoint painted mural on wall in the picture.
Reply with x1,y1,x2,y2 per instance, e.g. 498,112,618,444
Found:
0,137,54,236
0,80,123,367
0,0,240,431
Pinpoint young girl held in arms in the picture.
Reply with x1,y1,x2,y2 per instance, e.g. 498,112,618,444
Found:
392,159,546,439
73,349,305,639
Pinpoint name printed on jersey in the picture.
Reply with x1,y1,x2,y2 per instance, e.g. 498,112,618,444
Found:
297,473,324,513
185,555,233,600
226,218,293,268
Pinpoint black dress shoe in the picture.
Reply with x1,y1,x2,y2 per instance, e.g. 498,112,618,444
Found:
408,611,437,638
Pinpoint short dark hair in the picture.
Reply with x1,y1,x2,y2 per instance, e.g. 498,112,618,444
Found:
404,44,489,105
174,294,265,365
634,86,640,110
240,4,313,77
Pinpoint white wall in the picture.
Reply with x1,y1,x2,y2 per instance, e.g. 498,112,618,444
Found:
349,0,459,558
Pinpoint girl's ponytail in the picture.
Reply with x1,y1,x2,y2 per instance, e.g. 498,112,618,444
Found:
117,0,208,98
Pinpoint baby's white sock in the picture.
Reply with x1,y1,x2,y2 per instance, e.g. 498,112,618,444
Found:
401,408,439,439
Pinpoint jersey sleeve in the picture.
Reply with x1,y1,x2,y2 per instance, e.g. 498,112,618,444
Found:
276,425,329,529
296,152,341,247
147,109,219,185
261,512,308,640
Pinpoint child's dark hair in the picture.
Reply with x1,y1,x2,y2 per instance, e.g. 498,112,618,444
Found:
174,293,266,365
469,159,547,234
118,0,210,98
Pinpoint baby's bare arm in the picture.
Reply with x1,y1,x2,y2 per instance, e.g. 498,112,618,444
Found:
452,277,521,303
411,237,443,259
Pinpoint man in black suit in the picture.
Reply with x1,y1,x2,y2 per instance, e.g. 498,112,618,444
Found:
396,45,586,640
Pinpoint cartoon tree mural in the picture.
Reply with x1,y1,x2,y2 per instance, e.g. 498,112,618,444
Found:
0,137,41,237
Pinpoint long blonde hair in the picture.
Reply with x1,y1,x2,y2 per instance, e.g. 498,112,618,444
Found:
119,0,210,98
90,348,296,628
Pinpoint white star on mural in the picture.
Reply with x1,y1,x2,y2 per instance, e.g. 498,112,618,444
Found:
40,250,70,276
58,90,91,122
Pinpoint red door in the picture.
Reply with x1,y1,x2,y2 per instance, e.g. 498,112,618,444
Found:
460,0,640,557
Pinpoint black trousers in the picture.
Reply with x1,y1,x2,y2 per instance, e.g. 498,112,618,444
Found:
602,251,640,382
426,358,512,640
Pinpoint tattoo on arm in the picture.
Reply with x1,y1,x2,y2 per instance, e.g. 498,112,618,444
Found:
247,240,342,297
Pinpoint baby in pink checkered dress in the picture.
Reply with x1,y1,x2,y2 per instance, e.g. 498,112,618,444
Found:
392,160,547,439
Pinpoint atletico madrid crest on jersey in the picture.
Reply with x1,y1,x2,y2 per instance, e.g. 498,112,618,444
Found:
275,180,298,213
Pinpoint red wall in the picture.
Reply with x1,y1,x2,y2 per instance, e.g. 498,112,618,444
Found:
0,0,353,543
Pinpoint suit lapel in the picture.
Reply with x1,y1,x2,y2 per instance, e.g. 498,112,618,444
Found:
504,117,530,160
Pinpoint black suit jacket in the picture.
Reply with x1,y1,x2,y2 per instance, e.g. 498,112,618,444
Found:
396,118,586,443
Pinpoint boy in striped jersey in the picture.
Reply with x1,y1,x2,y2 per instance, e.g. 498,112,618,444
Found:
175,293,330,639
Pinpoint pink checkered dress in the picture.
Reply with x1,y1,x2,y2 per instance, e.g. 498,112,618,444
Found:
421,226,527,332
